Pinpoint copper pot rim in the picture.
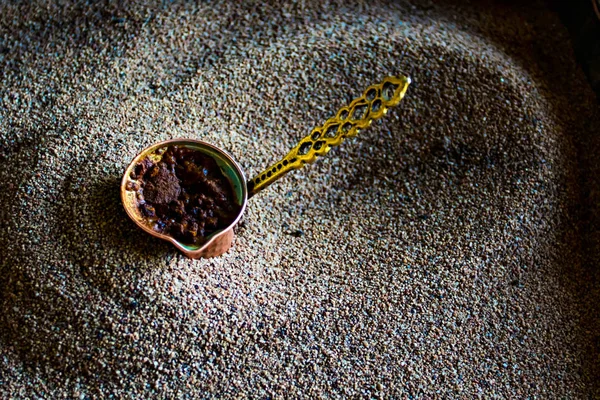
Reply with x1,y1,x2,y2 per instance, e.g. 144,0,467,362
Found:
120,138,249,257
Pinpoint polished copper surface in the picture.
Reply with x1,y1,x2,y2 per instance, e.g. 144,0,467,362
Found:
121,139,247,259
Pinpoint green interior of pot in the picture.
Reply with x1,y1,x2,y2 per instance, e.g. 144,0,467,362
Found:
174,142,246,251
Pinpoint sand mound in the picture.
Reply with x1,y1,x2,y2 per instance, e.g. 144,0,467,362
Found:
1,1,599,397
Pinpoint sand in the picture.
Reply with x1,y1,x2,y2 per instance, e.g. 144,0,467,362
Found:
1,0,599,398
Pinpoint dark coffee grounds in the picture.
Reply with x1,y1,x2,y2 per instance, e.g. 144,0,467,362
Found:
143,163,181,204
131,145,241,245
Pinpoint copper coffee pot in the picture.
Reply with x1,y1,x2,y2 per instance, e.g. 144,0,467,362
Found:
121,75,411,258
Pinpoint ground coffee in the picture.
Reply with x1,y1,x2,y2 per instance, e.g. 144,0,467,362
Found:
131,145,241,245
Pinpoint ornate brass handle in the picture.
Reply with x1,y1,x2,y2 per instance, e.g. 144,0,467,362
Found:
247,74,411,198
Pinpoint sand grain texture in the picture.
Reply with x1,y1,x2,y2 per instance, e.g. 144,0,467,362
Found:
1,1,599,398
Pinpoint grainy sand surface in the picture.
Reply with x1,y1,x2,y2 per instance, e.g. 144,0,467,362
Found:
1,1,599,398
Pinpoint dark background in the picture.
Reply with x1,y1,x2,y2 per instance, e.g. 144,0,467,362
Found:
549,0,600,97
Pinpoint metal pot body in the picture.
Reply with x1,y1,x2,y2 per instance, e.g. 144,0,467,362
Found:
121,139,248,259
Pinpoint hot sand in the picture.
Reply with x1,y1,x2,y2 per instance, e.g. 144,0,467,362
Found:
1,0,599,398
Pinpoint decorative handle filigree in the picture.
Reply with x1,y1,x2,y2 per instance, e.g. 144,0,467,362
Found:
247,74,411,198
